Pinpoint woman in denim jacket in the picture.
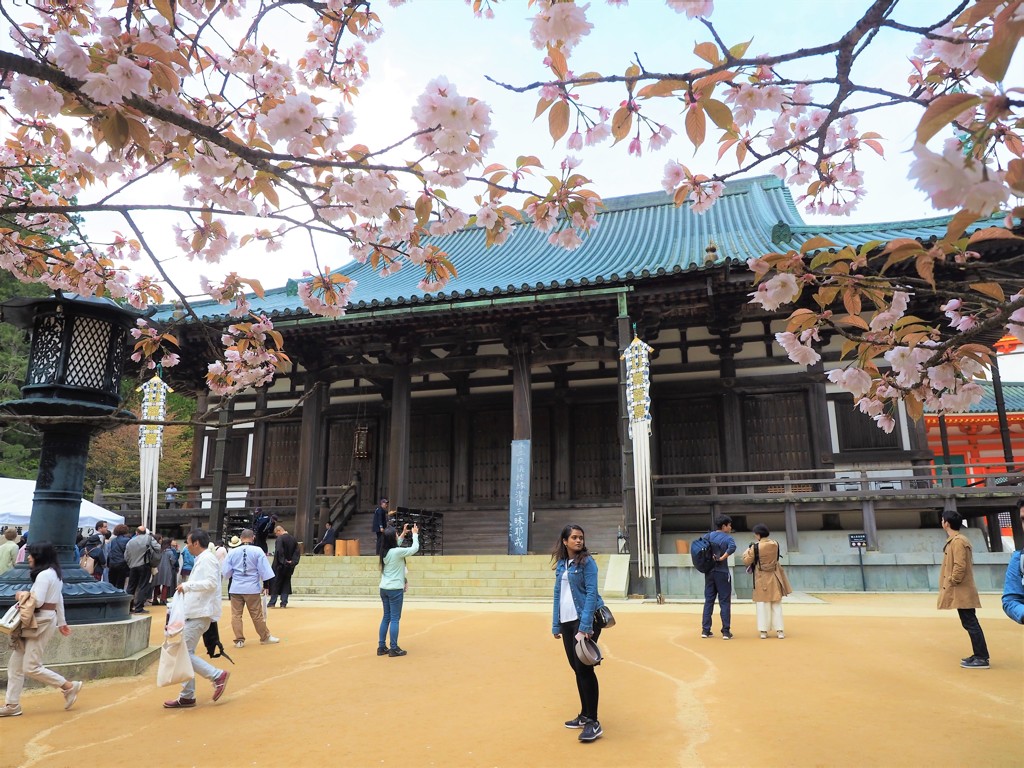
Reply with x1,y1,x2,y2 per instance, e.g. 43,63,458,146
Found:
552,524,606,743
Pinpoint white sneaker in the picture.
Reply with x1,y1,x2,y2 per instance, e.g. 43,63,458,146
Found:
63,681,82,711
759,631,768,639
777,631,786,639
0,703,22,717
234,640,245,648
261,636,280,645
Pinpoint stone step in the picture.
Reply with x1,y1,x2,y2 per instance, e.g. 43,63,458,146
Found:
288,554,612,600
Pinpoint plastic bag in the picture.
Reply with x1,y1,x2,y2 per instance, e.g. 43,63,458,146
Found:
156,634,194,687
165,595,186,637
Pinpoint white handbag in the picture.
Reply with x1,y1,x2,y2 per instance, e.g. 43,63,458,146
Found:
0,603,21,635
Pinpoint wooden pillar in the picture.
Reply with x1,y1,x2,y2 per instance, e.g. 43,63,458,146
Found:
784,501,799,552
511,343,532,441
553,387,570,500
452,400,469,503
295,377,327,551
189,392,209,507
209,401,232,539
251,389,269,489
387,361,411,509
861,499,878,551
617,298,644,592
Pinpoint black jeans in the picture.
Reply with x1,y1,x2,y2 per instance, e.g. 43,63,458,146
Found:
126,565,151,612
269,565,294,606
560,619,602,722
702,569,732,633
108,563,129,590
957,608,989,660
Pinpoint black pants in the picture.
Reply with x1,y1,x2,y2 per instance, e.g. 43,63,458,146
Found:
108,563,129,590
957,608,989,660
126,565,151,611
560,619,602,722
269,566,294,606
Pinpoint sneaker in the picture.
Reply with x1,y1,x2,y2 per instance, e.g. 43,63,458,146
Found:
212,670,230,702
388,647,407,657
722,631,733,640
759,631,768,640
63,681,82,711
961,655,975,664
579,719,603,743
700,631,713,639
0,704,22,717
260,636,280,645
234,640,245,648
376,646,388,656
564,715,587,729
163,698,196,709
777,631,786,639
961,657,990,669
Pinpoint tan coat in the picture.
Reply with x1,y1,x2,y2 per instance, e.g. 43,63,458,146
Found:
742,538,792,603
937,532,981,610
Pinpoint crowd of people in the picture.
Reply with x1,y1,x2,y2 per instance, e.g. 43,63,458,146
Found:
0,502,1022,731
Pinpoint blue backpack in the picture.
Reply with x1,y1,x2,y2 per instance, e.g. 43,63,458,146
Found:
690,535,716,574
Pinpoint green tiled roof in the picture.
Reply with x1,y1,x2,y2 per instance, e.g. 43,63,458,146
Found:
174,175,989,322
923,381,1024,414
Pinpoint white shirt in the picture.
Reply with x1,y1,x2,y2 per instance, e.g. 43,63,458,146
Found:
179,549,222,621
31,567,66,627
558,566,578,624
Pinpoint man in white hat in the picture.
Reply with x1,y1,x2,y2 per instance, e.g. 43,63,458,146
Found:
221,529,279,648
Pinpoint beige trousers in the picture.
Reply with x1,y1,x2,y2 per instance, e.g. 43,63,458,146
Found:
5,612,67,705
230,593,271,642
755,601,785,633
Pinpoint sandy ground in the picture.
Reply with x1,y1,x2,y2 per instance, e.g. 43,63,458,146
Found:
1,592,1020,768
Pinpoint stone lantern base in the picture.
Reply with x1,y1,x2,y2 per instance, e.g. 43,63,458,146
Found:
0,614,158,688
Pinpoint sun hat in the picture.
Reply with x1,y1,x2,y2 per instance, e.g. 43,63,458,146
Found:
575,636,603,666
228,535,242,548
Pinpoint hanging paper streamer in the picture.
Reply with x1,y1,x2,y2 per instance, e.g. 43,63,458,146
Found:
622,336,654,579
138,375,173,532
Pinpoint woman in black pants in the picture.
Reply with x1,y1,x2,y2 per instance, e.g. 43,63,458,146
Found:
551,524,606,743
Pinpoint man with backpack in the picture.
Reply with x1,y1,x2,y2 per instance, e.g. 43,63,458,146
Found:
700,515,737,640
253,509,276,554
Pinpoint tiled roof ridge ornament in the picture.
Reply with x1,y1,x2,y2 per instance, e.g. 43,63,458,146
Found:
771,221,793,246
704,239,718,265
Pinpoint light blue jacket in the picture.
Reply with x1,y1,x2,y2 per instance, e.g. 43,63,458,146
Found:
379,534,419,590
1002,549,1024,624
552,555,604,635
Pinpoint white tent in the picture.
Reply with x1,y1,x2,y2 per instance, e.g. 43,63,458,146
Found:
0,477,125,531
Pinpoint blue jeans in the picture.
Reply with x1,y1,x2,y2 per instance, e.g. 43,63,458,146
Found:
702,569,732,634
379,588,404,649
180,617,222,700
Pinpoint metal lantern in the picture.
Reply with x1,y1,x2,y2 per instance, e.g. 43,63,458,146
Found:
0,292,148,623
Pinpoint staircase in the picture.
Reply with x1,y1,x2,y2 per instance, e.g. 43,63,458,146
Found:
291,553,614,600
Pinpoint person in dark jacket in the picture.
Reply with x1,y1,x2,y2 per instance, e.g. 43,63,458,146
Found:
701,514,737,640
106,524,131,589
80,522,108,580
267,525,300,608
372,498,389,554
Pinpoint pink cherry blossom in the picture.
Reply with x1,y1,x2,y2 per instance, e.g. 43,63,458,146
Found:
530,2,594,54
750,273,800,311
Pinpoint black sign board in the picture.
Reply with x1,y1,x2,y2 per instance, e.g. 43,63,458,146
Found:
848,533,868,548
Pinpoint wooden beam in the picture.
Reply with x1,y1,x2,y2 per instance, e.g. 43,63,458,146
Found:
387,362,411,508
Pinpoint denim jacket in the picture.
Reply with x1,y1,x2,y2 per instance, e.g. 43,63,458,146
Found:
552,555,605,635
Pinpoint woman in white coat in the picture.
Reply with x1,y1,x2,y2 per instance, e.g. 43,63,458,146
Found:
1,542,83,717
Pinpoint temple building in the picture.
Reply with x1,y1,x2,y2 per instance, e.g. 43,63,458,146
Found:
162,175,1024,580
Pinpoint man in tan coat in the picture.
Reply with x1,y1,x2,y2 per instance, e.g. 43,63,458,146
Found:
937,510,990,669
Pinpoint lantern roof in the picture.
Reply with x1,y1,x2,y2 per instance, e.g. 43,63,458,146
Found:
0,291,149,331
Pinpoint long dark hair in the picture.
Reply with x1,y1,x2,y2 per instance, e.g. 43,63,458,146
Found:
28,541,62,583
378,527,399,572
551,524,590,568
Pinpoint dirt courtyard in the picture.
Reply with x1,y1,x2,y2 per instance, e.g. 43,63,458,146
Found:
1,592,1020,768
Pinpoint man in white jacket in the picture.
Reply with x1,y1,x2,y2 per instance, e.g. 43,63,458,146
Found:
164,529,229,709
